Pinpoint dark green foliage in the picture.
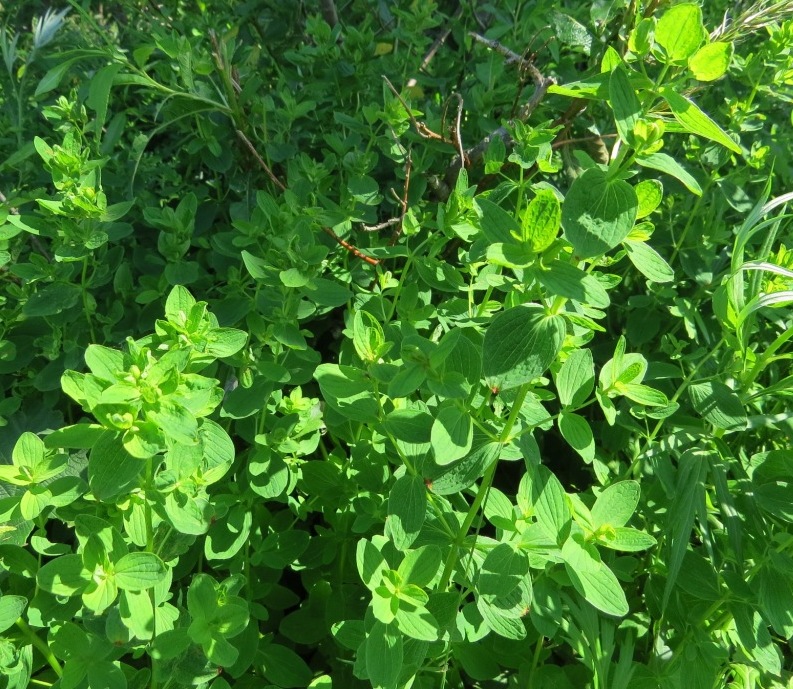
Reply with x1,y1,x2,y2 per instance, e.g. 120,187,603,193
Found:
1,1,793,688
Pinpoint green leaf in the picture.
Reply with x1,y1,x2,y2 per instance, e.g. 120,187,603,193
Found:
598,527,657,552
348,175,380,205
478,198,521,244
557,412,595,462
629,17,654,56
619,382,668,406
12,432,46,472
520,189,561,252
562,167,638,258
384,408,433,444
689,381,748,432
164,285,196,322
636,152,702,196
365,622,403,689
476,597,527,639
45,423,106,450
84,345,124,382
623,239,674,283
385,475,426,551
86,62,123,136
260,643,313,688
431,405,473,465
395,606,438,641
387,362,426,399
429,437,501,496
552,10,593,54
356,539,388,591
199,418,236,485
663,449,710,608
757,561,793,638
591,481,640,528
353,310,386,363
654,3,706,62
731,604,782,675
556,348,595,408
660,87,741,154
755,482,793,522
609,65,641,145
483,305,565,392
147,399,198,445
562,535,629,616
37,554,90,597
531,465,571,543
89,431,143,502
23,283,82,317
0,594,27,634
486,243,535,269
205,328,247,358
397,545,442,587
280,267,309,288
635,180,663,218
114,552,167,590
478,544,530,601
205,503,253,560
315,364,380,423
689,41,733,81
532,260,610,308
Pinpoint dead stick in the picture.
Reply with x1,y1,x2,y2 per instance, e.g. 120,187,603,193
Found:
322,227,380,266
406,6,463,88
320,0,339,27
237,131,376,267
235,129,287,192
444,70,554,189
391,148,412,245
382,75,446,142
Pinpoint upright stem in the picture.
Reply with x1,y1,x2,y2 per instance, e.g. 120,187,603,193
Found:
81,257,97,342
144,457,158,689
437,384,530,590
16,617,63,678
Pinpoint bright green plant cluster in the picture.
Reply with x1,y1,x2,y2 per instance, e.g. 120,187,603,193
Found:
1,1,793,688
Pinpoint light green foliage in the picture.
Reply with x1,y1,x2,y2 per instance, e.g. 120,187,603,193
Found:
0,1,792,688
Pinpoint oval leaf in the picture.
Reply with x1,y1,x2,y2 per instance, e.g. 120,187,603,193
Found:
483,305,565,392
562,168,638,258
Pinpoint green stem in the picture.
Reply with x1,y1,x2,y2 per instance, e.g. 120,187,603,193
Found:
622,338,724,479
81,257,97,342
527,633,545,689
436,384,531,590
743,326,793,388
144,457,158,689
669,185,710,265
515,167,525,216
16,617,62,677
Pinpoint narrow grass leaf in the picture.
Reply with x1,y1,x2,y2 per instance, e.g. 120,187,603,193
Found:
663,449,709,609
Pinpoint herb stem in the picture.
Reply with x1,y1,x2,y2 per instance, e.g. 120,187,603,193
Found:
81,257,97,342
437,384,530,590
16,617,63,677
623,337,724,479
144,457,159,689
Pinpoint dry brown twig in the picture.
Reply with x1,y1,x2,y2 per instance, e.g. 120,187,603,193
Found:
235,129,287,192
236,130,378,266
360,147,413,247
321,227,380,266
405,5,464,89
442,93,467,169
391,148,412,245
319,0,340,29
443,33,556,190
382,75,446,142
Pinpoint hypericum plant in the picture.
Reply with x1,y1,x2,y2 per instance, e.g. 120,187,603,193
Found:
2,1,793,688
